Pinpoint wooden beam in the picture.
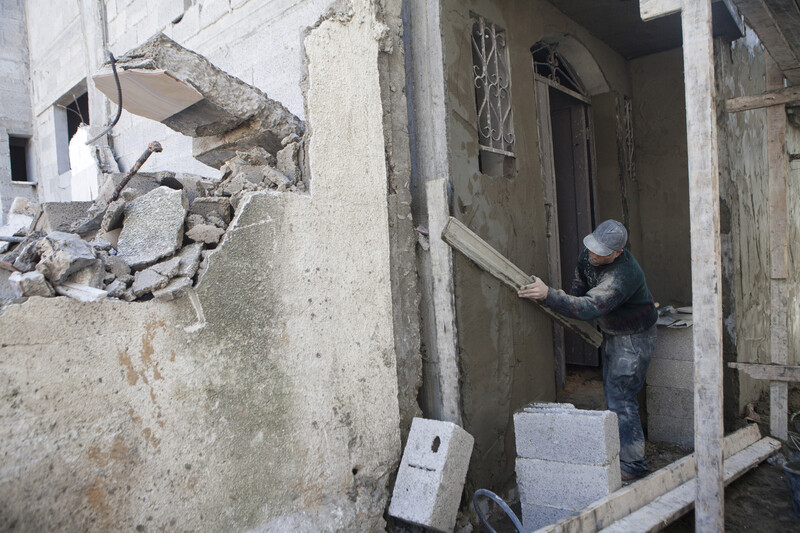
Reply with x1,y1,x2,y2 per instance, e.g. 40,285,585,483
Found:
426,179,462,425
441,217,603,349
733,0,800,84
600,437,781,532
681,0,725,529
725,85,800,113
766,57,789,441
639,0,682,21
729,362,800,382
534,425,762,533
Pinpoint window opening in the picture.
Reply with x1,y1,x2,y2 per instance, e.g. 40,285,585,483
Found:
9,136,30,182
65,92,90,144
471,12,516,178
531,41,588,97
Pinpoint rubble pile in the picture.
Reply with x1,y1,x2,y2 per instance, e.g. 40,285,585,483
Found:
0,141,305,305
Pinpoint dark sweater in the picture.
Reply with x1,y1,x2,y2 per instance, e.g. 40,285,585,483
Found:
545,248,658,336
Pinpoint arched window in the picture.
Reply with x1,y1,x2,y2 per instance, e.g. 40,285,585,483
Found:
531,41,587,97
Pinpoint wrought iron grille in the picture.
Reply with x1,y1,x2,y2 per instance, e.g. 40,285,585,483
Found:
471,14,515,156
531,41,587,96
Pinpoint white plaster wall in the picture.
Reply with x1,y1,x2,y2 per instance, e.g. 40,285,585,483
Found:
0,0,37,222
0,1,401,530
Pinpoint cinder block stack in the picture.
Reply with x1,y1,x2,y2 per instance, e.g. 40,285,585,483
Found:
388,417,474,532
646,327,694,447
514,404,621,531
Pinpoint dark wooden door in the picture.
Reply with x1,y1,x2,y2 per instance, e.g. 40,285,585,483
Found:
549,88,598,366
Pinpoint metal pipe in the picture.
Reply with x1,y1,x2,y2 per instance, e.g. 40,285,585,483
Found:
85,51,123,145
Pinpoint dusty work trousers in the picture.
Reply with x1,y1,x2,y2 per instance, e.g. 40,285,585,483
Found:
602,324,657,477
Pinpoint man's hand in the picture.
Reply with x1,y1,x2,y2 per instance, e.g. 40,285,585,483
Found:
518,277,549,301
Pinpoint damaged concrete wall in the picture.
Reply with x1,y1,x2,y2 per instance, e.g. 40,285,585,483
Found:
716,31,771,414
0,2,405,530
0,0,37,223
438,0,631,491
23,0,338,202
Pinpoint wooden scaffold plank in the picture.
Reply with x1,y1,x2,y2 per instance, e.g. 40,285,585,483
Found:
441,217,603,349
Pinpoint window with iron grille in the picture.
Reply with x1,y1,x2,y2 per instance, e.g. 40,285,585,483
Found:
471,13,515,166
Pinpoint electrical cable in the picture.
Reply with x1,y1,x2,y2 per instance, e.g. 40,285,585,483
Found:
85,51,122,145
472,488,525,533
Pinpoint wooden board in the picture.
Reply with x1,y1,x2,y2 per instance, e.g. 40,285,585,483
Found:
729,362,800,382
725,85,800,113
533,425,761,533
681,0,725,528
600,437,781,532
442,217,603,349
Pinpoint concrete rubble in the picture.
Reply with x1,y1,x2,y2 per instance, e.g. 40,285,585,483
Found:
0,144,304,306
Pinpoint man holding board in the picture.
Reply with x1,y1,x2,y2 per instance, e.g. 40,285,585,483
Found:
518,220,658,481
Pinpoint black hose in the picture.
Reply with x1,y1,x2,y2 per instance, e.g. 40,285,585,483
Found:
85,51,123,144
472,488,525,533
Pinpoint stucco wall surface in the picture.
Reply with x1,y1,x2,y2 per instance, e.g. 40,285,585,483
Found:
0,2,401,530
716,32,771,411
438,0,630,491
0,0,37,222
630,47,691,308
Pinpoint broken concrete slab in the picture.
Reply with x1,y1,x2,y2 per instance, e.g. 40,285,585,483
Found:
104,255,131,278
172,173,215,204
153,276,193,301
1,232,44,266
104,279,128,299
34,202,94,233
185,214,205,231
12,240,42,273
101,199,126,232
151,257,181,279
54,282,108,302
263,166,294,191
177,243,203,278
192,107,304,169
117,187,187,269
131,268,170,297
277,140,305,185
388,418,474,532
186,224,224,245
8,271,54,298
35,232,97,284
65,260,105,289
114,33,303,140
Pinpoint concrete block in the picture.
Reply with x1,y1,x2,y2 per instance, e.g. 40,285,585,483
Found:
648,414,694,449
522,402,576,412
653,326,693,361
646,358,693,390
646,385,693,418
516,457,621,510
514,409,619,466
388,417,474,532
521,502,576,532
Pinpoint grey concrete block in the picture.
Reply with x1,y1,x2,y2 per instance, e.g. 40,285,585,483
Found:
516,457,621,510
388,417,474,532
653,327,693,361
646,357,693,390
648,414,694,449
647,385,693,418
521,502,576,532
33,202,92,233
514,409,619,466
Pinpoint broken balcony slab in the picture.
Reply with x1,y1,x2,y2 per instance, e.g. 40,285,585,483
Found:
96,33,304,142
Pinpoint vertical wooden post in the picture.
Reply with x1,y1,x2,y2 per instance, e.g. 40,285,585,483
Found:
766,57,789,440
681,0,724,530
